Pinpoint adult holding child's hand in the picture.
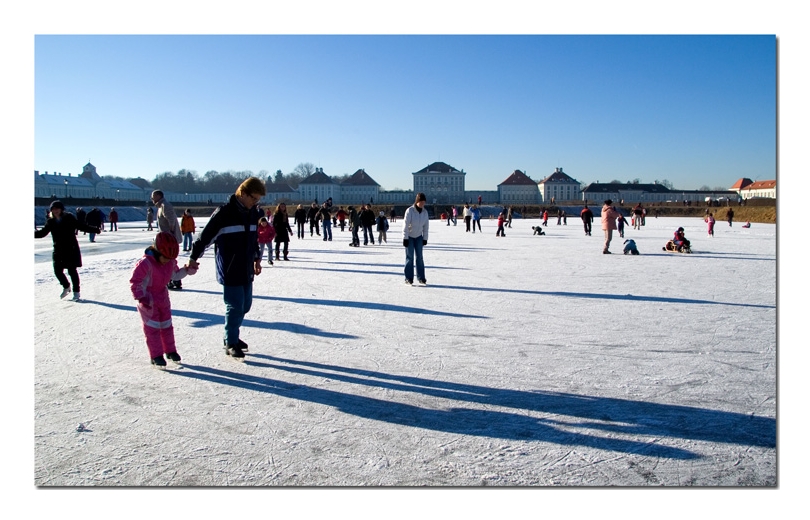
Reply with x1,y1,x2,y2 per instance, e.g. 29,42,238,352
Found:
188,177,267,360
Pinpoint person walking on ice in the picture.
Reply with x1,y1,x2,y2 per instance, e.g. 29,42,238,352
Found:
376,210,389,244
151,190,183,289
403,192,430,285
129,232,197,368
600,199,621,254
188,177,266,359
580,204,594,236
35,200,101,301
705,212,716,237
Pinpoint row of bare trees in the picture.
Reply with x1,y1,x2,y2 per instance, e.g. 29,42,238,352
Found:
103,163,352,193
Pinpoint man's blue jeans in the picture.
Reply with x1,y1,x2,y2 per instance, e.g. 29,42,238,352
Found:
223,283,253,346
404,236,425,282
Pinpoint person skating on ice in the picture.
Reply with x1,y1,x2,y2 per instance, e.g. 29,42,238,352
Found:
403,192,430,285
187,177,266,359
35,200,101,301
130,232,197,368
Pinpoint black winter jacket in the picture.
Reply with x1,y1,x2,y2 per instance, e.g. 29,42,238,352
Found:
190,195,260,286
35,213,99,268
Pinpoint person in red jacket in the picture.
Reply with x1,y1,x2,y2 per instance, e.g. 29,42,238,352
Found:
108,207,119,231
180,209,196,251
496,211,506,237
580,205,594,236
257,216,276,265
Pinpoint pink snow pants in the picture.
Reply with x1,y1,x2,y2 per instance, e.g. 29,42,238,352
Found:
137,300,177,359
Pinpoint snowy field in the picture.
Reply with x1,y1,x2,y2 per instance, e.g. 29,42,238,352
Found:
27,213,787,514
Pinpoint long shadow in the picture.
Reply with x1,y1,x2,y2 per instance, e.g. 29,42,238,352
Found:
252,294,486,319
82,291,485,323
424,245,502,252
290,259,467,271
280,266,401,277
246,355,775,449
79,300,358,338
647,252,776,261
292,248,388,256
426,285,774,309
171,362,703,459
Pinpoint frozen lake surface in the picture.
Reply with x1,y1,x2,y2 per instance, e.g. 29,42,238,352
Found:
26,213,788,515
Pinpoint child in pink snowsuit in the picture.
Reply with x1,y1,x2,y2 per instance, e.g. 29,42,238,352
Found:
130,232,196,368
705,213,716,236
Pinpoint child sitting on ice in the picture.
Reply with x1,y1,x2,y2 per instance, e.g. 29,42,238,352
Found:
664,227,691,253
129,232,197,368
742,221,751,228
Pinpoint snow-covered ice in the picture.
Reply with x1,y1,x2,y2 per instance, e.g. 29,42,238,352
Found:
25,211,789,515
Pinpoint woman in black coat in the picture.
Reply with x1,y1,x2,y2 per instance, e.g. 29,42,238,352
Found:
272,203,294,261
35,200,101,301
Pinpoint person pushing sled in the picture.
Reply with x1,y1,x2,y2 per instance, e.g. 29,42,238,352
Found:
663,227,692,254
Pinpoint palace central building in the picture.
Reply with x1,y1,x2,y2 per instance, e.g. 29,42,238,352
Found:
411,162,466,204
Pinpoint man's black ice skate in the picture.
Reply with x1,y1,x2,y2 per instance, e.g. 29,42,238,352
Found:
225,345,245,359
224,338,248,352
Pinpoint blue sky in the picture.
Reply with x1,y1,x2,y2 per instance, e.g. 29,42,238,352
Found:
34,35,775,191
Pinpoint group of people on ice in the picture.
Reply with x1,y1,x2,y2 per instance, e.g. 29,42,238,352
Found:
37,181,431,368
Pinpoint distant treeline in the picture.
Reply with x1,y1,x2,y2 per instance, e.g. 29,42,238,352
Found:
101,163,347,193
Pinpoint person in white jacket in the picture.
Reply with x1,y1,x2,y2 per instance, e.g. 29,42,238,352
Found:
402,192,430,285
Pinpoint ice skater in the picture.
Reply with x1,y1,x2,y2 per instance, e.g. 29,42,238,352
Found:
403,192,430,285
376,211,389,243
129,232,197,368
705,212,716,237
35,200,101,301
257,216,275,265
496,211,506,236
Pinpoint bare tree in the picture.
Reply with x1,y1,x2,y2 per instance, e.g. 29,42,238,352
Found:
292,162,316,178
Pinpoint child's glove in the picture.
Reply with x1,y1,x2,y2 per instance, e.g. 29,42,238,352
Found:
403,239,409,247
186,264,198,275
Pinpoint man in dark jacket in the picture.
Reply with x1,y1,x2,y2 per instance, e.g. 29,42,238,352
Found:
188,177,266,359
307,202,320,237
75,207,86,236
293,204,307,239
85,207,103,242
348,206,361,247
360,204,376,245
580,205,594,236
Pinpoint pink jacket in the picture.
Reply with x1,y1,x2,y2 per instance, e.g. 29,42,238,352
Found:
130,250,188,308
601,205,621,230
